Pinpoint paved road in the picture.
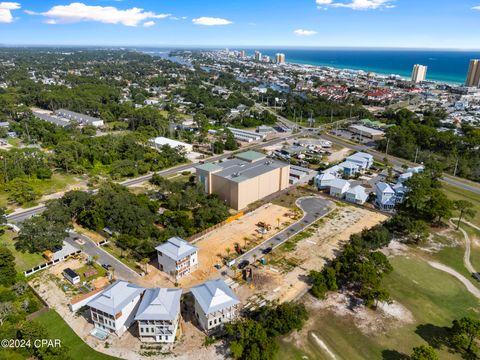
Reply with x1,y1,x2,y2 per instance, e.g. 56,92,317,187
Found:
233,197,335,267
321,133,480,195
428,261,480,299
450,218,479,277
65,233,140,282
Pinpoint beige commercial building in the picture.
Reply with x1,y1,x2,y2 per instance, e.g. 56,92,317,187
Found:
466,59,480,88
411,64,427,83
195,151,290,210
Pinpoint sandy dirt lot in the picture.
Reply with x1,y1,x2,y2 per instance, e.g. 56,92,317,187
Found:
139,203,293,289
244,206,388,304
327,147,353,163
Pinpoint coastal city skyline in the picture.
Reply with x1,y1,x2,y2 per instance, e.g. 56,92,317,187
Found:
0,2,480,360
0,1,479,49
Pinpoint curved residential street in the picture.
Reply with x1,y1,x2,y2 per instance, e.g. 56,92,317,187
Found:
233,196,335,266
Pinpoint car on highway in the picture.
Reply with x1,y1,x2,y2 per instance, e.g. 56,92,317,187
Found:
238,260,250,269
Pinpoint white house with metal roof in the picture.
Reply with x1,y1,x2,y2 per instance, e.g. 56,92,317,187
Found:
135,288,182,343
156,237,198,281
190,279,240,333
337,161,360,177
315,172,336,189
87,280,144,336
346,152,374,170
329,179,351,198
375,182,396,211
345,185,369,205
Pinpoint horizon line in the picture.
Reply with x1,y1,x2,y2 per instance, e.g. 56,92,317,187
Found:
1,44,480,52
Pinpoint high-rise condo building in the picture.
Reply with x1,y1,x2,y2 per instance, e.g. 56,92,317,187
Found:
254,51,262,61
411,64,427,83
275,53,285,64
466,59,480,87
239,50,246,58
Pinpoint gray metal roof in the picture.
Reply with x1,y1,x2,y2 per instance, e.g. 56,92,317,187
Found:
376,182,395,194
87,280,144,316
330,178,351,190
56,109,102,125
346,185,369,201
33,111,71,127
191,279,240,315
316,172,336,181
135,288,182,321
155,237,197,261
212,157,288,183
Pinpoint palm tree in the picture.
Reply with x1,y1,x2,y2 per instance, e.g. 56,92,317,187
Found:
454,200,476,230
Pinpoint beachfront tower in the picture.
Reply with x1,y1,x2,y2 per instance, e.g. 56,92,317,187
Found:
275,53,285,64
466,59,480,88
411,64,427,83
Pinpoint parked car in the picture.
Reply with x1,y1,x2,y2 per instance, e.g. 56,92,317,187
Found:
102,264,112,270
238,260,250,270
262,247,272,255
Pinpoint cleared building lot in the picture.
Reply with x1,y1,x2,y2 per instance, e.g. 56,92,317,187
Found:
138,203,295,289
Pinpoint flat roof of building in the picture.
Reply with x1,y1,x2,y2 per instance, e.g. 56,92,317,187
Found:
235,150,266,163
349,124,385,136
196,163,223,173
63,268,79,278
213,157,288,183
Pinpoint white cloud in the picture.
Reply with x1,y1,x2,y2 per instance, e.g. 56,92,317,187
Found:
294,29,318,36
317,0,395,10
473,5,480,10
192,17,232,26
25,2,171,26
0,2,21,23
143,20,155,27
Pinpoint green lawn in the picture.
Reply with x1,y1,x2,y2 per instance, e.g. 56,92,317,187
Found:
0,229,44,272
102,242,142,274
278,254,480,360
0,173,84,210
75,262,107,282
441,183,480,228
36,310,119,360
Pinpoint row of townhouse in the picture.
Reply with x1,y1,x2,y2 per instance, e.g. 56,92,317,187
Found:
316,152,424,211
86,278,240,343
315,152,374,205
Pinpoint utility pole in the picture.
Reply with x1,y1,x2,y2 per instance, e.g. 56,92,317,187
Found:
453,158,459,177
385,137,390,155
0,156,7,183
414,147,419,163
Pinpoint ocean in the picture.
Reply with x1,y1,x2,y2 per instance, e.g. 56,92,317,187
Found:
141,47,480,85
240,48,480,85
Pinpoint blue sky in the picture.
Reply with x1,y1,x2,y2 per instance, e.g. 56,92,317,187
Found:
0,0,479,49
